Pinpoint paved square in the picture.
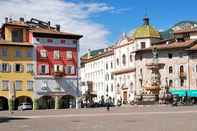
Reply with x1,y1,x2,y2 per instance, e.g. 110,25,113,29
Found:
0,105,197,131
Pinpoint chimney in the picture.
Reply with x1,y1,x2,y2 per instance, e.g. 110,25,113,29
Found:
19,17,24,22
5,17,8,23
48,21,50,26
9,18,12,23
56,24,60,32
143,16,149,25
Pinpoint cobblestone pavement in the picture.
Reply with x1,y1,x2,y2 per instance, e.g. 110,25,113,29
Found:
0,105,197,131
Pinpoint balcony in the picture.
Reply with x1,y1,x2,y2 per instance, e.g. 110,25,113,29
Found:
53,71,64,77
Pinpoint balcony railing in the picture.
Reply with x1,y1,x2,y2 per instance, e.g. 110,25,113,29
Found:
53,71,64,76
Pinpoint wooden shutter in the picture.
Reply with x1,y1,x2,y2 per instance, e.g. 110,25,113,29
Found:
59,65,63,72
0,64,2,72
46,65,49,74
20,64,24,72
8,64,12,72
71,66,75,74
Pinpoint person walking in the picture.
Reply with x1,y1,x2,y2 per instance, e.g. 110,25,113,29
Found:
106,95,110,111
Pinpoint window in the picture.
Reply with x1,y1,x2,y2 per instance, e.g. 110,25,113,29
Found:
27,81,33,90
41,80,48,90
27,49,33,57
2,80,9,90
2,48,8,58
14,64,24,72
66,51,72,60
27,64,33,73
122,54,126,65
15,80,22,90
39,65,49,74
130,53,132,62
12,29,23,42
0,64,11,72
141,42,146,49
106,63,108,70
53,50,60,60
15,49,21,58
105,74,109,81
65,65,75,74
169,80,173,87
111,84,113,92
111,62,113,69
116,58,119,66
168,53,173,59
54,64,63,72
180,65,184,73
106,85,109,92
169,66,173,74
40,49,47,58
111,74,114,80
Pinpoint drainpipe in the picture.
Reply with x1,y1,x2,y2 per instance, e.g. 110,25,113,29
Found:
187,53,191,103
76,40,80,109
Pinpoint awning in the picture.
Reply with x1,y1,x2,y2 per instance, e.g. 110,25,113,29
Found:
169,88,186,97
169,88,197,97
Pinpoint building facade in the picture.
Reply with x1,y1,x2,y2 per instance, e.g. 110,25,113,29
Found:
80,17,197,105
0,18,82,110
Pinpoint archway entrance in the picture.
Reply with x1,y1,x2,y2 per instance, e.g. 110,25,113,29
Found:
15,96,33,110
60,95,75,109
38,96,55,109
0,96,8,110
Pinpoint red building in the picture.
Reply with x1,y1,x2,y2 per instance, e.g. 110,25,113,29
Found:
27,18,82,109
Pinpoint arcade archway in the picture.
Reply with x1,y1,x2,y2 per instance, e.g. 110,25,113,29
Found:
0,96,8,110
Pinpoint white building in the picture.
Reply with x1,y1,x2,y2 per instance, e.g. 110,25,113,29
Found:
80,17,197,105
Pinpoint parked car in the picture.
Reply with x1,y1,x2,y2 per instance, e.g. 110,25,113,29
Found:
18,103,32,110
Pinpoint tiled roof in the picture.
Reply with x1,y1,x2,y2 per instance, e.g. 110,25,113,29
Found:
187,44,197,51
136,39,196,52
30,27,82,38
133,25,160,39
173,28,197,34
0,40,33,46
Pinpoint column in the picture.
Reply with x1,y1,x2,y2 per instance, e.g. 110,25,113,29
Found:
75,97,80,109
8,98,14,112
33,98,38,111
55,96,60,110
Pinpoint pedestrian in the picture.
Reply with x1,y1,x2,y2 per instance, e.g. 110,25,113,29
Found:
106,102,110,111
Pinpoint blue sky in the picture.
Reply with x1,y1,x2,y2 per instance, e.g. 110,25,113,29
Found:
0,0,196,54
81,0,197,44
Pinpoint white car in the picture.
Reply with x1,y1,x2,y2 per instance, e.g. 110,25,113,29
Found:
18,103,32,110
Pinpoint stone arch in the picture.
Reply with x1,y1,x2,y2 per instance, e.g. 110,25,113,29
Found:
0,96,8,110
38,95,55,109
15,96,33,110
60,95,76,109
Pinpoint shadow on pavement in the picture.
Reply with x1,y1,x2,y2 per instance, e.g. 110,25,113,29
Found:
0,117,29,123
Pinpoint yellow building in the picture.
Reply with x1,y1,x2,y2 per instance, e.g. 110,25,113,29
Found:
0,18,34,111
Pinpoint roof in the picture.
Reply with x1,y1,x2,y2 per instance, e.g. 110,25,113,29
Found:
0,40,33,46
30,27,82,38
160,21,197,39
4,21,28,27
136,39,197,52
187,44,197,51
133,25,160,39
173,28,197,34
81,49,105,58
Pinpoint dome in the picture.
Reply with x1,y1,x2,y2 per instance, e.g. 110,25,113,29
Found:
133,17,160,39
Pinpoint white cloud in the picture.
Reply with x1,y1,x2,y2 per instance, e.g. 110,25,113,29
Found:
0,0,113,55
